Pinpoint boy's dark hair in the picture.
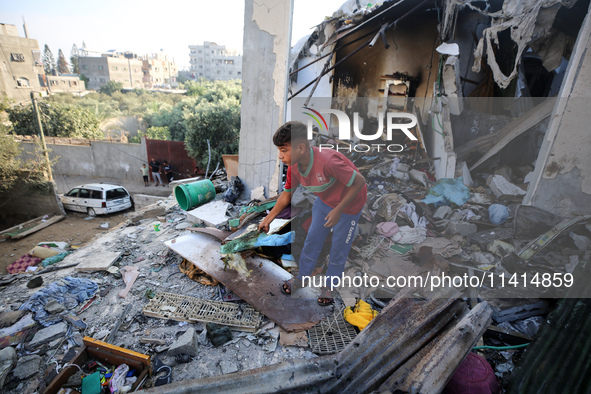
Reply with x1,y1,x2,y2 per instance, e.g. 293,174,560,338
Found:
273,121,309,147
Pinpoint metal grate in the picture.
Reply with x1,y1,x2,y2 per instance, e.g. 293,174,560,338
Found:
142,291,261,332
307,308,358,355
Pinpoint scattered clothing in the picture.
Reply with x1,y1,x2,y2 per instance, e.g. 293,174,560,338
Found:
19,277,98,327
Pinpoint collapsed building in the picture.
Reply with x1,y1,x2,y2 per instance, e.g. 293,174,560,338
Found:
1,0,591,393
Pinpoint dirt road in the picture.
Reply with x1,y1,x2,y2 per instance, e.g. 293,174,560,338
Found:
0,211,129,273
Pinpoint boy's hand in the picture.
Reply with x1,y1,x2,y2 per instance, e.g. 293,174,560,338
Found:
324,208,342,227
258,217,272,233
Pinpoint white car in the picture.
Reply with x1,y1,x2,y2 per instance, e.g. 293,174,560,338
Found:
61,184,133,216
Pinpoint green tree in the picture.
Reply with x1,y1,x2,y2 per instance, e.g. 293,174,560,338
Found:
43,44,55,75
57,49,69,74
99,81,123,96
8,102,102,139
184,96,240,167
70,44,79,74
0,127,50,196
130,126,171,143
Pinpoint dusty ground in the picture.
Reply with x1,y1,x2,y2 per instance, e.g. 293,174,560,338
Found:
0,210,129,273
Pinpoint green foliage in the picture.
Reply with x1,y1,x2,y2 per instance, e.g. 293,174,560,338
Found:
99,81,123,96
70,44,79,74
130,126,171,143
43,44,55,75
184,95,241,167
57,49,69,74
0,129,50,194
8,102,102,139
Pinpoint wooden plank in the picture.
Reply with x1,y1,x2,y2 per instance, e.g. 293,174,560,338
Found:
0,215,46,238
165,233,333,332
11,215,65,239
74,251,122,271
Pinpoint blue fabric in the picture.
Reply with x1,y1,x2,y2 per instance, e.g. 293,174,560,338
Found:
254,232,295,247
489,204,509,225
422,177,471,207
20,277,98,327
297,198,361,287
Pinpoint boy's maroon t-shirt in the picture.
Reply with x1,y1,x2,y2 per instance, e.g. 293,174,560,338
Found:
284,146,367,215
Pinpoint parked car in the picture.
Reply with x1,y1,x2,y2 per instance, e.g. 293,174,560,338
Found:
60,184,133,216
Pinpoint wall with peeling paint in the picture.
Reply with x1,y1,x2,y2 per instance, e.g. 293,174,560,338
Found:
238,0,293,197
525,2,591,217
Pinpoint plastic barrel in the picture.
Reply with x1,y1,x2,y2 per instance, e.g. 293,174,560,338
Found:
174,180,216,211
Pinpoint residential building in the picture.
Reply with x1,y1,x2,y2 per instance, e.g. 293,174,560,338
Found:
79,52,143,90
0,23,44,103
189,41,242,80
142,53,178,88
43,74,85,94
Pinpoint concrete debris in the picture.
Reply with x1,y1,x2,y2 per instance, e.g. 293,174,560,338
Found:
0,311,26,328
432,206,452,220
44,300,66,315
486,175,526,200
0,347,16,388
168,328,198,357
186,200,231,227
12,355,42,380
446,221,477,237
29,322,68,348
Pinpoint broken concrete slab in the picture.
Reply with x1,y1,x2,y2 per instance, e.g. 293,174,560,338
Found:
44,300,66,315
13,355,42,380
74,251,122,272
175,222,192,230
29,322,68,348
0,310,26,328
220,360,240,374
487,175,526,201
446,221,477,237
0,314,36,349
168,327,198,357
0,346,16,388
165,232,332,332
186,200,231,227
433,206,452,220
250,186,265,201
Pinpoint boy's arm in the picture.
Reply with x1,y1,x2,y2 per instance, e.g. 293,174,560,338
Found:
324,172,366,227
258,190,292,233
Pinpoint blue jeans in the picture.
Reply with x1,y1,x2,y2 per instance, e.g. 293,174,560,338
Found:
296,198,361,287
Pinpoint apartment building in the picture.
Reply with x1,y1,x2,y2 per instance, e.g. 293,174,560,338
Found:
79,52,143,90
44,74,85,94
188,41,242,80
142,53,178,88
0,23,44,103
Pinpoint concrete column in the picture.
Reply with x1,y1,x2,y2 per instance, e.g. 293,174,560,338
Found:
238,0,294,198
523,2,591,217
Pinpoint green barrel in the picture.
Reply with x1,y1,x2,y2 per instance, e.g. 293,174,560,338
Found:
174,180,216,211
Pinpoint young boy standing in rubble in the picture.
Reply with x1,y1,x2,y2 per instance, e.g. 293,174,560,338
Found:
258,121,367,305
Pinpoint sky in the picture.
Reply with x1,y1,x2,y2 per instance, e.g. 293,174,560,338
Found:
2,0,347,70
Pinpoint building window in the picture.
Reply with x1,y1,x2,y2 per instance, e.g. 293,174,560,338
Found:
11,53,25,62
112,66,118,71
198,50,202,53
83,65,88,70
72,81,78,86
98,65,104,70
238,71,241,75
50,80,58,86
100,78,106,82
16,77,30,87
123,67,127,71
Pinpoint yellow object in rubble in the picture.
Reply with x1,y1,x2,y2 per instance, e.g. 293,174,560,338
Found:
343,299,379,330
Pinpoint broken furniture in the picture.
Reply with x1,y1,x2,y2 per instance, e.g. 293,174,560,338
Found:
44,337,151,394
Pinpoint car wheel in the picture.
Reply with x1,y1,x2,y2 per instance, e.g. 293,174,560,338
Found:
87,207,96,217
